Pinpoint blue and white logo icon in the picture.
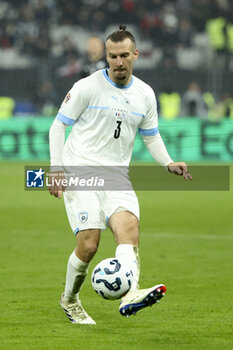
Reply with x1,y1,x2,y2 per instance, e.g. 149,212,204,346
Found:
26,168,45,188
78,211,88,223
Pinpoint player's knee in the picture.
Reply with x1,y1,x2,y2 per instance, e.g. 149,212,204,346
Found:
86,241,99,257
77,241,98,262
75,229,100,262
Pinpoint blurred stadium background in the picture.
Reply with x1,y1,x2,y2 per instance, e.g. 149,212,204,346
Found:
0,0,233,163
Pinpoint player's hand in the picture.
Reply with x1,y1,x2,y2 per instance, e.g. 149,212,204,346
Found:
167,162,192,181
48,171,66,198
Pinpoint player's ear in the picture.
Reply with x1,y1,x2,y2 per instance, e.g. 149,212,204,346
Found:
133,48,139,61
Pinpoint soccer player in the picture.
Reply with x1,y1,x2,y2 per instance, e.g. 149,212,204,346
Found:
49,25,192,325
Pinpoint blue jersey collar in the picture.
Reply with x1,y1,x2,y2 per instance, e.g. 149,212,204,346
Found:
102,69,134,89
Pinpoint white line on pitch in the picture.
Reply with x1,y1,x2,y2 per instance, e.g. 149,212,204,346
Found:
141,232,233,240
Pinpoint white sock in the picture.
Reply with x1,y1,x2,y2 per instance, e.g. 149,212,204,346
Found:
115,244,140,290
64,250,89,302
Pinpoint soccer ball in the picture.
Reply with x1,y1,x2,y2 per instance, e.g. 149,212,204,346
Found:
91,258,133,300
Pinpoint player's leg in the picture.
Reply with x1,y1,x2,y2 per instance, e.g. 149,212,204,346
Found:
61,190,106,323
108,211,140,290
61,228,100,325
64,229,101,302
109,210,166,317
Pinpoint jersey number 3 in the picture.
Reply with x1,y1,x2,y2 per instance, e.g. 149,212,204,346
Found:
114,121,122,139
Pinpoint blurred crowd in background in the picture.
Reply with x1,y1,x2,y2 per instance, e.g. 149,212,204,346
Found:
0,0,233,120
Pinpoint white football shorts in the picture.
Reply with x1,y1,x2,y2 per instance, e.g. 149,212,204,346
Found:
63,190,140,234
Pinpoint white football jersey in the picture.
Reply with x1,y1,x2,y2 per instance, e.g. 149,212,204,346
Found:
56,69,159,166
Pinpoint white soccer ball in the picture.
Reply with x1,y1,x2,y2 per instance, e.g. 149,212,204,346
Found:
91,258,133,300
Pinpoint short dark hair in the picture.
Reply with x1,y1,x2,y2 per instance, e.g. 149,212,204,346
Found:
106,25,136,46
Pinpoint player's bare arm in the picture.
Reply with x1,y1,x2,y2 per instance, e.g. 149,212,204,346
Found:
167,162,192,180
48,171,66,199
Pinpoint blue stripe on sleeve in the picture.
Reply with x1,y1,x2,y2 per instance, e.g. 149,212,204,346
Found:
138,127,159,136
56,112,75,126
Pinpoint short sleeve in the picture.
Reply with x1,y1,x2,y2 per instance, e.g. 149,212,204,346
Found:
56,79,91,126
138,88,159,136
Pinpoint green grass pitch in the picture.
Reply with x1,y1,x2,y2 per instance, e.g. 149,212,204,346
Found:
0,163,233,350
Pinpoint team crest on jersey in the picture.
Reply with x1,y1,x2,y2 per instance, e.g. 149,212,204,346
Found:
64,92,71,104
78,211,88,223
